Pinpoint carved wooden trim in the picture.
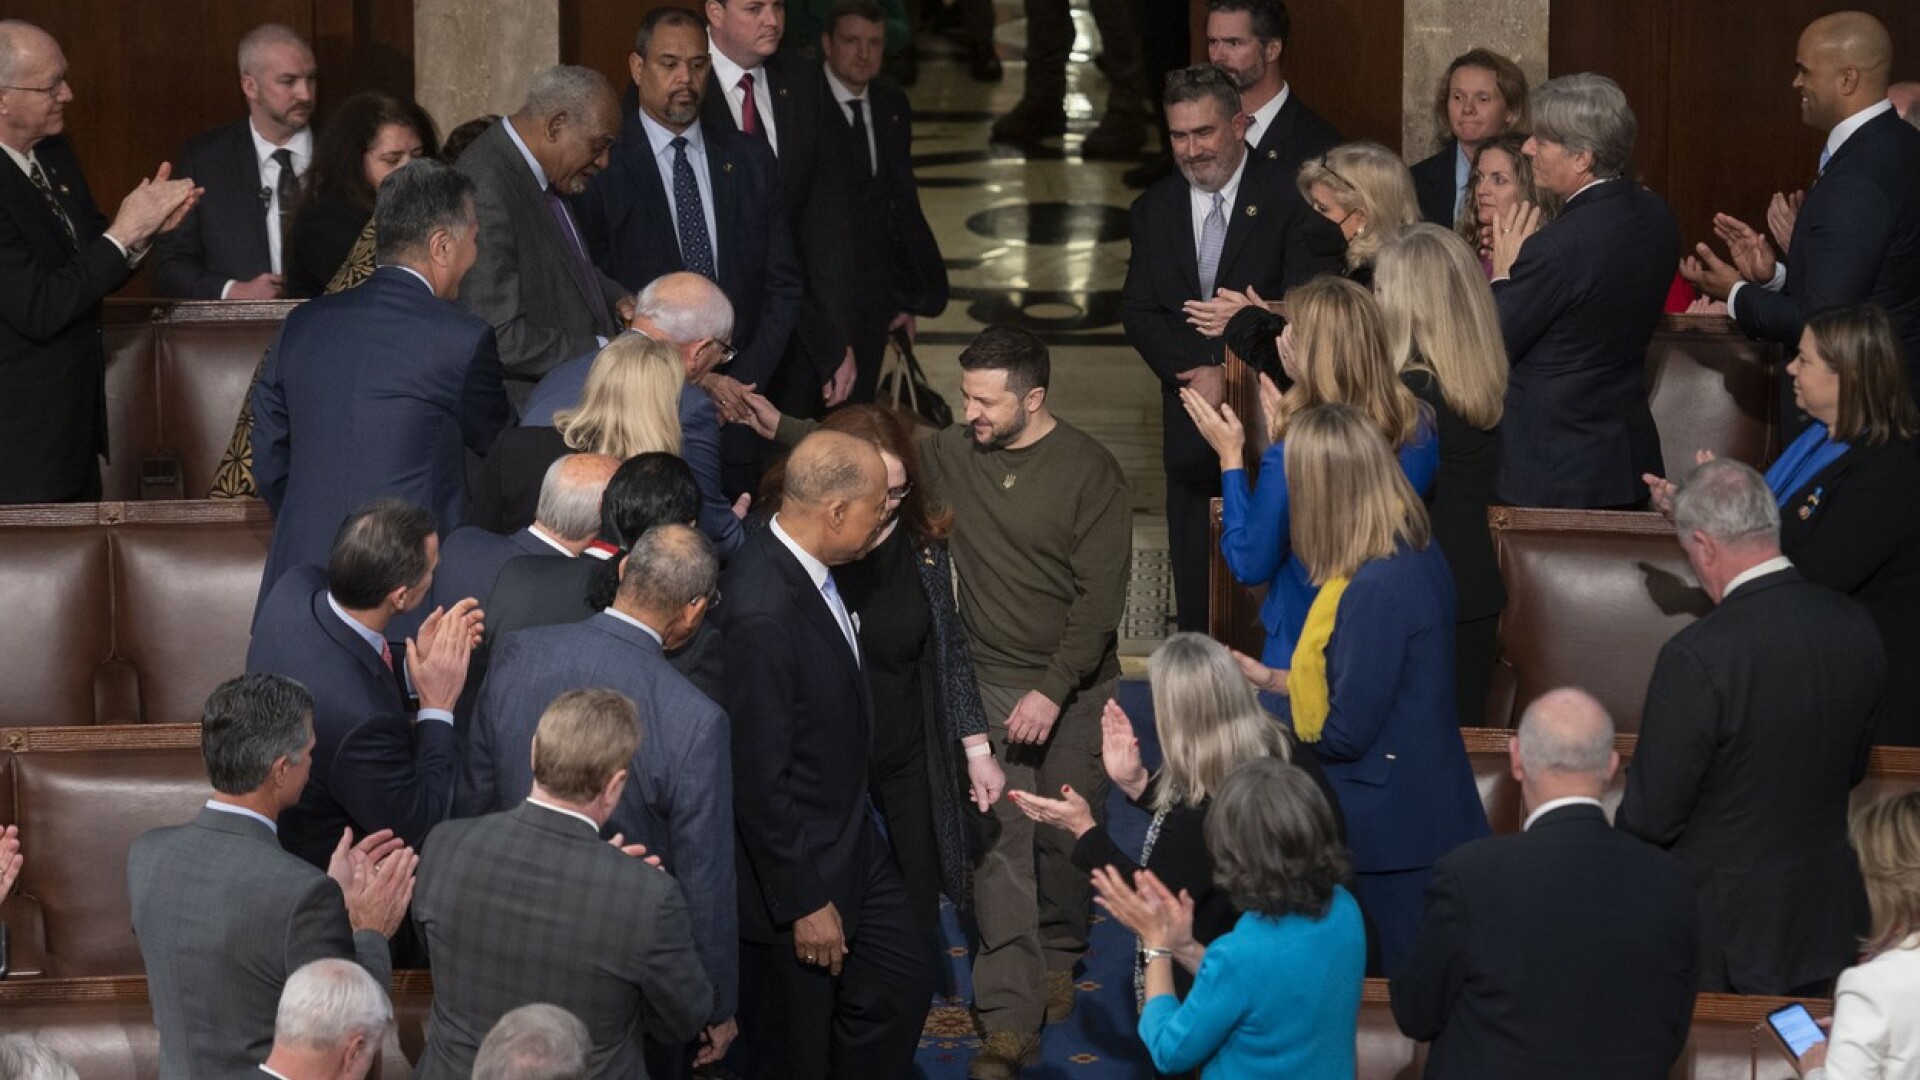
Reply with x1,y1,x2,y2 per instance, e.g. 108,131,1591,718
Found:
1460,726,1920,774
0,500,271,527
1486,506,1676,535
102,298,301,325
0,724,202,753
1657,312,1745,336
0,970,433,1005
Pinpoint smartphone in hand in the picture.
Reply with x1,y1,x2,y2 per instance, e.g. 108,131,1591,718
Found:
1766,1002,1827,1064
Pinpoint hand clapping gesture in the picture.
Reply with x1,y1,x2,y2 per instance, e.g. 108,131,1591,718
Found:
1489,200,1543,280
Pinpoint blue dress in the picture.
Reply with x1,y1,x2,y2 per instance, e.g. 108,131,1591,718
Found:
1138,888,1366,1078
1220,418,1439,669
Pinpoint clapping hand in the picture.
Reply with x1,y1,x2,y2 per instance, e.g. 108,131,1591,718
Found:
407,597,483,712
329,828,417,938
1489,200,1542,280
608,834,664,870
1711,214,1778,283
1178,390,1245,469
0,824,21,902
1008,784,1096,838
1091,866,1196,955
1182,287,1256,339
1101,700,1149,800
1766,190,1803,254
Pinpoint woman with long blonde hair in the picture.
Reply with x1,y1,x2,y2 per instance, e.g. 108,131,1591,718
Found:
1235,403,1488,977
469,333,684,531
1181,276,1436,675
1375,223,1510,725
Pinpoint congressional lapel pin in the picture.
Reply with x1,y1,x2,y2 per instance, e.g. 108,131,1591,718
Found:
58,183,70,195
778,86,789,98
722,161,734,173
1265,148,1278,160
1244,204,1258,218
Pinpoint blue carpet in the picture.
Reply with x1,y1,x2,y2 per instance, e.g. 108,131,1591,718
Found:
913,679,1162,1078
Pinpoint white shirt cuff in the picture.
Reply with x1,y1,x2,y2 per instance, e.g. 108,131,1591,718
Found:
418,709,455,727
220,279,238,300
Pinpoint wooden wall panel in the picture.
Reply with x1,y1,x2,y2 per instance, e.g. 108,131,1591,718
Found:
560,0,688,90
1285,0,1406,147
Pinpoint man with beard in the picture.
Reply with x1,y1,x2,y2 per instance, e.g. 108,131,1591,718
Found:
154,24,318,299
1121,63,1334,633
574,4,799,438
1205,0,1340,172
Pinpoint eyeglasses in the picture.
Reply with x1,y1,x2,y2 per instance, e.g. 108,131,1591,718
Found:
0,77,66,96
698,587,722,610
707,339,737,365
1314,153,1355,193
886,481,913,502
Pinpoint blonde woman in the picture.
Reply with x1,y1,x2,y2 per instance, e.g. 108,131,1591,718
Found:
469,333,684,532
1180,276,1435,674
1375,223,1510,726
1008,632,1340,1006
1295,142,1421,285
1796,790,1920,1078
1234,403,1488,978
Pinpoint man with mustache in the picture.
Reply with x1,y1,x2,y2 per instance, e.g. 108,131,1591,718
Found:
154,23,317,299
574,4,798,467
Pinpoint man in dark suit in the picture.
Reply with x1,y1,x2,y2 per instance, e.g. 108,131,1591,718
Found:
1617,459,1882,995
1205,0,1341,174
428,452,617,615
818,0,949,404
454,67,633,400
0,20,199,504
576,6,800,446
701,0,858,430
252,159,511,610
1122,63,1336,632
1393,689,1698,1080
130,673,414,1080
464,524,735,1074
257,960,392,1080
415,689,714,1080
247,499,483,868
1683,13,1920,406
152,24,317,300
522,274,747,558
1492,73,1676,508
720,432,933,1079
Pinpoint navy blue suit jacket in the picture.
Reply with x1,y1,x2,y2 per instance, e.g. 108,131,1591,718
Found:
1734,109,1920,383
152,118,274,298
1391,804,1699,1080
520,370,743,559
1493,180,1677,507
461,611,736,1020
247,564,460,868
1410,142,1463,228
719,526,880,944
429,525,558,614
252,266,512,611
1311,542,1489,874
573,113,801,394
1247,91,1343,176
0,135,130,503
830,77,948,321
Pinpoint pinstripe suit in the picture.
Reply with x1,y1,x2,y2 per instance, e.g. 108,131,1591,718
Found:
128,807,392,1080
412,801,714,1080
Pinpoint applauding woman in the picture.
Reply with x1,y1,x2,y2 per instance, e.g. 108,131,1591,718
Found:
1236,404,1488,976
1095,758,1364,1078
1183,276,1436,675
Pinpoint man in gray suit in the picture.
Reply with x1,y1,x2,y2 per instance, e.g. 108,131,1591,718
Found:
416,689,713,1080
453,65,634,401
129,674,415,1080
462,523,735,1072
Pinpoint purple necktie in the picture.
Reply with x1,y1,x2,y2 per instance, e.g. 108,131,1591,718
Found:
545,185,594,279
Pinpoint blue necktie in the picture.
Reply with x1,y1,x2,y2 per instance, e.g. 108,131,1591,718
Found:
1196,191,1226,299
670,136,715,280
820,573,860,665
1817,145,1832,176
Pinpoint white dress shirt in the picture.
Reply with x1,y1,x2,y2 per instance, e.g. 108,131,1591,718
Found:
1243,82,1289,150
637,110,723,278
769,515,860,660
708,46,780,154
243,121,312,284
526,796,603,833
205,799,279,834
603,605,666,646
1189,151,1248,262
1722,555,1793,600
823,66,879,176
1522,795,1604,831
324,592,454,727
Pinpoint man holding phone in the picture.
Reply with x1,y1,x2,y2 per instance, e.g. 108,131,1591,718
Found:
1392,689,1699,1080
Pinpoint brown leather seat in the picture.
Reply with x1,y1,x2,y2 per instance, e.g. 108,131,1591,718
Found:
0,502,271,727
1647,315,1781,474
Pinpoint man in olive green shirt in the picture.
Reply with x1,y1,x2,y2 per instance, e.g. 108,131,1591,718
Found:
920,326,1132,1077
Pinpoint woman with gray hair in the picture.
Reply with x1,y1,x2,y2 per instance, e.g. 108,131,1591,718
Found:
1486,72,1680,510
1093,757,1365,1077
1009,632,1340,1007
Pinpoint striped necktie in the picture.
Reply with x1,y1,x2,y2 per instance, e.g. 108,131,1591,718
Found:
1196,191,1226,299
28,158,77,248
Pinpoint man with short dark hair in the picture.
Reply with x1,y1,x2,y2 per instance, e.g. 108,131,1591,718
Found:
0,19,200,504
152,23,317,299
248,498,483,868
454,66,634,397
1393,689,1699,1079
1618,459,1883,994
1205,0,1340,170
1123,62,1335,634
130,674,415,1080
465,523,735,1075
252,158,511,610
472,1005,591,1080
259,959,393,1080
575,6,800,465
414,689,714,1080
818,0,949,403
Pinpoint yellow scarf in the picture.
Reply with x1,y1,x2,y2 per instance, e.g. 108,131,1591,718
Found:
1288,576,1350,743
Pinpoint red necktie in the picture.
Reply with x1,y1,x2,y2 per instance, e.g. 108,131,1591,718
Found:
738,73,764,140
380,641,394,673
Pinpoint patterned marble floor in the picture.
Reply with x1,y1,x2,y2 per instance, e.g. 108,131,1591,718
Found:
902,8,1174,658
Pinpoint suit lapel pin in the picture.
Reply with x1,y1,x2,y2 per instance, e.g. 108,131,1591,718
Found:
1266,149,1277,160
1002,474,1017,490
58,183,71,195
778,86,789,98
723,161,733,173
1244,204,1258,217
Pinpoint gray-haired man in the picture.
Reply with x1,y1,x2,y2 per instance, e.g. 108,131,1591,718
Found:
260,959,393,1080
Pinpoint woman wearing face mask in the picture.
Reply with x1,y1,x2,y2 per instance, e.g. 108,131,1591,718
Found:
757,404,1007,952
1410,49,1530,229
1294,143,1422,288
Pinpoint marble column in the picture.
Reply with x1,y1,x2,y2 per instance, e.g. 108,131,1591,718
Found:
1401,0,1549,157
415,0,560,136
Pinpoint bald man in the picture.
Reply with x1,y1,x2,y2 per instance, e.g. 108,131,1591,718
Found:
1889,80,1920,125
717,432,933,1079
1392,690,1699,1080
1683,11,1920,414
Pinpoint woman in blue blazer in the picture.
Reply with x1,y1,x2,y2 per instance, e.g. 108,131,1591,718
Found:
1238,403,1489,976
1181,276,1437,671
1095,756,1365,1079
